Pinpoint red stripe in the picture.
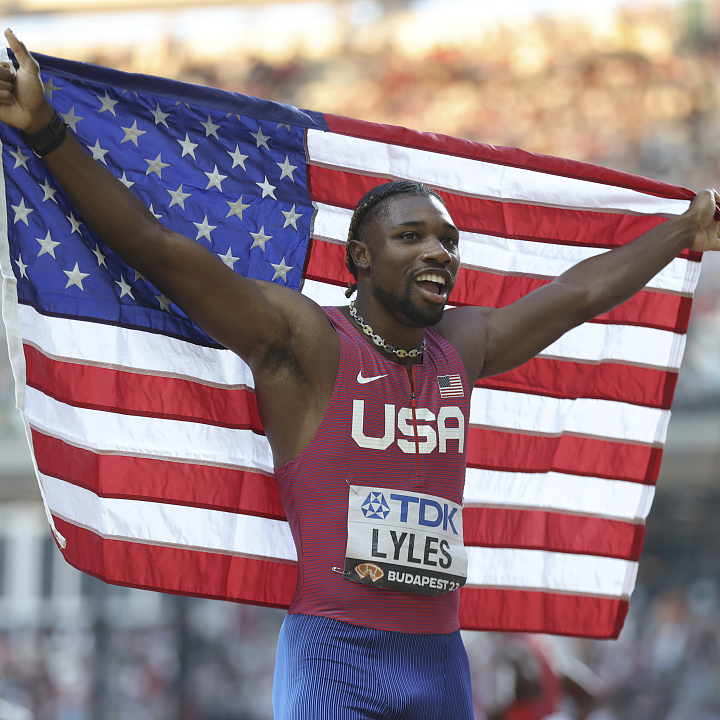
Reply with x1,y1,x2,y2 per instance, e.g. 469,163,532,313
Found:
458,586,628,638
463,507,645,561
33,430,286,520
306,238,692,334
24,344,264,432
309,165,699,259
53,516,628,638
466,427,662,484
53,516,296,608
478,357,678,410
324,113,695,203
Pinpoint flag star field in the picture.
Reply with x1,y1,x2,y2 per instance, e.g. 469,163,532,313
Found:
6,60,315,347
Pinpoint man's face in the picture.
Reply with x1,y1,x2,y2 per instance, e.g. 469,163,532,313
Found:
364,194,460,328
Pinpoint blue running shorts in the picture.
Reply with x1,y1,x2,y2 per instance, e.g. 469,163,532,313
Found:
273,613,474,720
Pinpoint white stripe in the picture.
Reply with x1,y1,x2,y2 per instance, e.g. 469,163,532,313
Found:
539,322,686,370
470,388,670,444
17,304,255,388
465,546,638,598
307,130,691,216
41,474,297,561
463,468,655,522
312,203,700,295
24,386,273,473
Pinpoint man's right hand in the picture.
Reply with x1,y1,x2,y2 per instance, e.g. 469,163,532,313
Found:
0,28,54,133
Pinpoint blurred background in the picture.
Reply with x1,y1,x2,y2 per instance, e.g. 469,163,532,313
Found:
2,0,720,717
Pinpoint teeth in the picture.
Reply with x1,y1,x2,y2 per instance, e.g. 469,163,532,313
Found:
416,273,445,285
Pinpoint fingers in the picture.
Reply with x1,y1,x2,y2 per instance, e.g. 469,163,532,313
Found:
4,28,39,74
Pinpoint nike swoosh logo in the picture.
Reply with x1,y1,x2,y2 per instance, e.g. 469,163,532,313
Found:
357,371,388,384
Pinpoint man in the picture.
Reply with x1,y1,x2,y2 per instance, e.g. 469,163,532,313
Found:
0,28,718,720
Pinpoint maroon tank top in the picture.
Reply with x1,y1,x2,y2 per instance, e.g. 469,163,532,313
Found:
274,307,471,633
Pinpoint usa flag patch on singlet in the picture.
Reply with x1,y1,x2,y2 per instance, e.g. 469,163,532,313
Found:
437,375,464,398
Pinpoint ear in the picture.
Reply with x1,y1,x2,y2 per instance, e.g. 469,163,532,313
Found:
348,238,371,272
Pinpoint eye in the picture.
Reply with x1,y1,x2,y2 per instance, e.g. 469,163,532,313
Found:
444,235,459,247
400,231,419,241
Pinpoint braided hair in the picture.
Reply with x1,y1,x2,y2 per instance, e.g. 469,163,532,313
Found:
344,180,445,297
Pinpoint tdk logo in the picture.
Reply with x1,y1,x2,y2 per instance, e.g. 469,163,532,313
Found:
391,493,460,535
362,492,459,535
362,492,390,520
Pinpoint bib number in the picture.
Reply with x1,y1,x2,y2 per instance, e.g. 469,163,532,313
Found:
342,485,467,597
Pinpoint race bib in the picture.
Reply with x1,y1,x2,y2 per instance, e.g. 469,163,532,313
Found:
342,485,467,597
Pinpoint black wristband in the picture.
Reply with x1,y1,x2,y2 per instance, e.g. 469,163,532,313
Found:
20,111,67,158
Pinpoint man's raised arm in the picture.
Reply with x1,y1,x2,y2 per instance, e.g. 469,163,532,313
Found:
443,189,720,383
0,29,328,368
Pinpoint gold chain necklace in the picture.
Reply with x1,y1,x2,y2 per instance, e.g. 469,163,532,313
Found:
349,301,425,359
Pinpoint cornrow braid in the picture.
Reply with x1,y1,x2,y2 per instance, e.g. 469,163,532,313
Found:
344,180,445,298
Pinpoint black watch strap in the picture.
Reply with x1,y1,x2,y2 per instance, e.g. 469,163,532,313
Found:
20,111,68,157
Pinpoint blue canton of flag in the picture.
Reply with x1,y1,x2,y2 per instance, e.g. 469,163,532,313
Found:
361,492,390,520
3,51,325,347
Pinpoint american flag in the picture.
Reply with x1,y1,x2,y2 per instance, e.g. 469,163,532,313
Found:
0,49,700,639
438,374,464,399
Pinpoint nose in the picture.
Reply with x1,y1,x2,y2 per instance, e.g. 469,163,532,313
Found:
422,236,454,266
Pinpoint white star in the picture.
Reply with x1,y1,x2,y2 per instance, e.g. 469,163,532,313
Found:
193,215,217,243
249,226,272,251
145,153,170,178
177,134,198,159
167,184,191,210
227,145,248,170
218,247,239,269
87,139,109,165
60,106,83,132
200,114,220,139
121,120,147,147
150,102,170,128
14,254,28,279
43,77,61,99
226,196,250,220
116,275,135,299
66,212,83,235
12,198,33,225
9,146,30,170
135,270,147,282
92,244,107,267
204,165,227,191
277,123,291,131
270,256,293,283
282,204,303,230
97,91,119,116
119,171,135,188
250,126,270,150
64,262,90,290
148,204,162,220
36,231,61,259
39,178,58,203
256,176,277,200
155,294,172,312
276,156,297,181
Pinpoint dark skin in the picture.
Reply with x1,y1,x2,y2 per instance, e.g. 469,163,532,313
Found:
2,29,719,469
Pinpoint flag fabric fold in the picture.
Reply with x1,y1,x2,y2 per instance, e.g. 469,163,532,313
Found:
0,48,700,639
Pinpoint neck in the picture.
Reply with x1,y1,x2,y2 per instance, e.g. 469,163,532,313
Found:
348,298,427,365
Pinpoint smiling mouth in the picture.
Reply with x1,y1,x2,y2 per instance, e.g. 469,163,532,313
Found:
415,271,448,298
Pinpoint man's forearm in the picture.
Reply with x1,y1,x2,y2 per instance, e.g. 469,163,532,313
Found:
552,211,696,323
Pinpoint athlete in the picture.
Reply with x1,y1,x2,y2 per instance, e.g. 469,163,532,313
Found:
1,28,719,720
